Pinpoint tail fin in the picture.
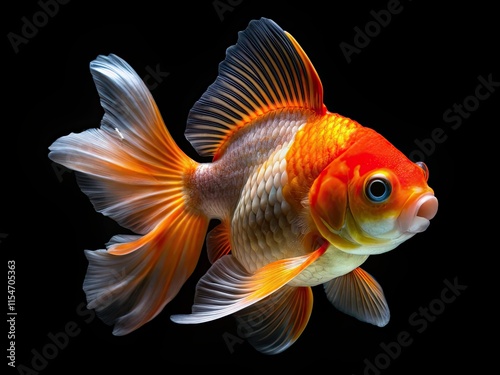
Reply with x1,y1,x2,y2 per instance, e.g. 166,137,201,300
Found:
48,54,209,335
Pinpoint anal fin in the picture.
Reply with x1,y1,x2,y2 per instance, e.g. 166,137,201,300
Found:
206,221,232,264
234,285,313,355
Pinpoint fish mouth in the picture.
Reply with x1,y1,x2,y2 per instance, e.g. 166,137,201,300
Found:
398,193,438,234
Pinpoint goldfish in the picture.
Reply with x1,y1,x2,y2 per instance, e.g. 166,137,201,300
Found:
48,17,438,355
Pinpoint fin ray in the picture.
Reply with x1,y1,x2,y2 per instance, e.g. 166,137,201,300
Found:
83,210,209,335
171,244,326,324
234,285,313,355
206,221,232,264
49,54,210,334
186,17,325,158
49,54,195,235
324,267,390,327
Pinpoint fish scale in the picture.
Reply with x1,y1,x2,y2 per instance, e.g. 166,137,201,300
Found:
225,111,309,272
192,109,309,219
284,113,363,209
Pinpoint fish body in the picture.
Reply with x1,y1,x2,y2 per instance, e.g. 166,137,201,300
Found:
195,110,365,279
48,18,438,354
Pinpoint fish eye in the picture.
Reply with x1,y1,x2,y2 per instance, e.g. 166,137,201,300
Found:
365,175,392,203
415,161,429,181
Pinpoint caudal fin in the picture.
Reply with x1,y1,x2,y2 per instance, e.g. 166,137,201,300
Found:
48,54,209,335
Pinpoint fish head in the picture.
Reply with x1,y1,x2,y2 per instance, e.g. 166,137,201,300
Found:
308,130,438,255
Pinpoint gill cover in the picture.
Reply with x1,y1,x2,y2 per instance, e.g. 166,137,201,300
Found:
308,158,356,250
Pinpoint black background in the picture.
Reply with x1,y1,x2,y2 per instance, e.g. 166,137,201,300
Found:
3,1,497,374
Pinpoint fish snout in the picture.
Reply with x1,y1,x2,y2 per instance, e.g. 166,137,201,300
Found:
399,193,438,234
416,194,438,221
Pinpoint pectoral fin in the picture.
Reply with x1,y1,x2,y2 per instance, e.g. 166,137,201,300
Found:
171,244,326,324
324,267,390,327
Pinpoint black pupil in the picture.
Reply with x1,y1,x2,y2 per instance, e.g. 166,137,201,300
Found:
370,180,386,198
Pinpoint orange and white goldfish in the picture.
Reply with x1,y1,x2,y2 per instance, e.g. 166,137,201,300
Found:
48,18,438,354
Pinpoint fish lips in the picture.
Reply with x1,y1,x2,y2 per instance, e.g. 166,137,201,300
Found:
398,193,438,234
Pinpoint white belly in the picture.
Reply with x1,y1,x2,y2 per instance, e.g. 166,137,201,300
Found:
288,245,369,287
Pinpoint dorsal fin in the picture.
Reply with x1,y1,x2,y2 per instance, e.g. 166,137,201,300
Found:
185,17,326,159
